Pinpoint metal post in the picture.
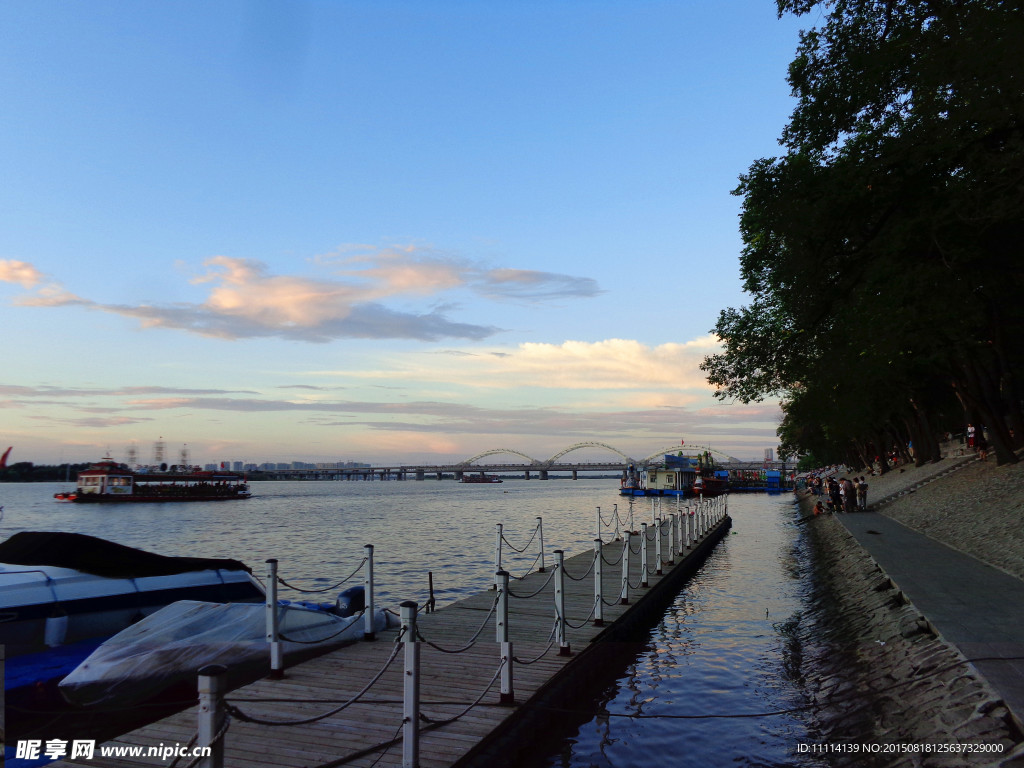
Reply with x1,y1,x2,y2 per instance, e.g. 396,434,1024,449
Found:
596,506,602,542
554,550,570,656
537,516,545,572
640,523,649,587
613,503,621,540
620,532,631,604
493,523,503,588
628,504,634,534
265,559,283,679
495,570,514,704
364,544,376,641
593,539,604,626
667,513,676,565
400,601,420,768
197,665,227,768
655,517,663,575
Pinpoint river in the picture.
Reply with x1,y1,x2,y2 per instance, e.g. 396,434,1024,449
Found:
0,479,825,766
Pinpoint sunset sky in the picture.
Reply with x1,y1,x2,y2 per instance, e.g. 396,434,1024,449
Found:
1,1,806,466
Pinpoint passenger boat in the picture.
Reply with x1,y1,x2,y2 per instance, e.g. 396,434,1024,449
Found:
460,472,503,484
620,453,729,497
60,457,251,503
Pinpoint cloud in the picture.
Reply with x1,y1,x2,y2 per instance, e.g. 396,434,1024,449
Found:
4,248,600,342
335,337,723,392
475,268,602,301
0,260,44,288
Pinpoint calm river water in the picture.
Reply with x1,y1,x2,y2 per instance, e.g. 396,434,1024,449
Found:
0,479,825,766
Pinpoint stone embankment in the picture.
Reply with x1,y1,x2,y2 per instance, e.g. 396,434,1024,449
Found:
798,451,1024,766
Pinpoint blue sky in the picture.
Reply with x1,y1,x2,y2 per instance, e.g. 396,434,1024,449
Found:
1,1,807,466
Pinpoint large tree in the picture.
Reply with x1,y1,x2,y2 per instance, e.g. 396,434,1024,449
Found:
703,0,1024,465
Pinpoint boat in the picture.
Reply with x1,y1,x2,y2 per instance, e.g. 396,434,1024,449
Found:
460,472,503,484
0,531,264,658
1,531,266,755
61,457,251,503
620,453,729,497
59,599,399,708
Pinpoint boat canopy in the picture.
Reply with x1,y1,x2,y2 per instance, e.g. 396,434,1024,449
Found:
0,531,251,578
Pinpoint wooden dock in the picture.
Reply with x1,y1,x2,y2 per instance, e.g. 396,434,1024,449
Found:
62,510,732,768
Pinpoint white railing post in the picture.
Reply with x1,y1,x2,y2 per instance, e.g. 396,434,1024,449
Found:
613,503,621,540
495,570,513,704
401,601,420,768
197,665,227,768
554,550,570,656
364,544,376,641
620,532,631,604
493,523,503,587
640,523,649,587
537,517,546,573
265,559,283,679
596,506,602,542
667,513,676,566
593,539,604,626
655,517,663,575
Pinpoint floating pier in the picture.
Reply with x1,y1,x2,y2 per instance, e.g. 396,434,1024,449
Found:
60,499,731,768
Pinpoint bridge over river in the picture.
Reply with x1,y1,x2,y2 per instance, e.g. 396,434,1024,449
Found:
253,442,792,483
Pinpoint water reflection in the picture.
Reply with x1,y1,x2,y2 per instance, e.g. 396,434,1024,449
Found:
524,495,827,768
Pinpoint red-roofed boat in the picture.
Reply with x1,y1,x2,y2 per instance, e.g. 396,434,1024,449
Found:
58,458,251,503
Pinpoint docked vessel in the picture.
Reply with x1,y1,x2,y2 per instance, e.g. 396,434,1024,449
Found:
0,531,263,657
59,457,251,503
60,599,398,708
460,472,503,484
620,453,729,497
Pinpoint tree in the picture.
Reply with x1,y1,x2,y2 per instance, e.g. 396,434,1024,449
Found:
703,0,1024,465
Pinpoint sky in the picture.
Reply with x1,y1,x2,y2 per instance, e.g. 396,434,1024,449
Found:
1,1,810,467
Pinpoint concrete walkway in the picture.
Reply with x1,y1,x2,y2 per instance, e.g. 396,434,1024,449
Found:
838,511,1024,731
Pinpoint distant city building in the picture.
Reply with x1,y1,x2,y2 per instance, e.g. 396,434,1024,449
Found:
233,461,244,471
204,464,217,471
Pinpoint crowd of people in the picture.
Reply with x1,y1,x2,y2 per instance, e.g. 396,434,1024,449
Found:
805,472,869,515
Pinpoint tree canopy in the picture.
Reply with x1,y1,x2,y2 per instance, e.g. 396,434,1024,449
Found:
702,0,1024,468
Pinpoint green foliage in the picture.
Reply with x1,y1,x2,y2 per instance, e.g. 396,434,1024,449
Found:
703,0,1024,465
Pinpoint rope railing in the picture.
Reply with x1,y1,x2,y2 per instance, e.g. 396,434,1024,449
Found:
563,596,599,630
512,619,559,665
507,567,556,599
417,658,506,726
277,557,367,594
509,551,543,580
561,550,597,582
414,591,500,654
223,634,405,727
500,519,541,553
278,612,368,645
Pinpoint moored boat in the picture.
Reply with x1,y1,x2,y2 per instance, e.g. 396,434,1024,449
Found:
0,531,263,657
620,452,729,497
460,472,503,484
59,599,399,708
64,457,251,502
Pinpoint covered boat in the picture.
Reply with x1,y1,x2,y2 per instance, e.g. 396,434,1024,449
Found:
60,600,397,707
0,531,263,657
65,458,251,503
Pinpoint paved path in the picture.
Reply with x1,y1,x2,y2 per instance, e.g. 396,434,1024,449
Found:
837,511,1024,729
